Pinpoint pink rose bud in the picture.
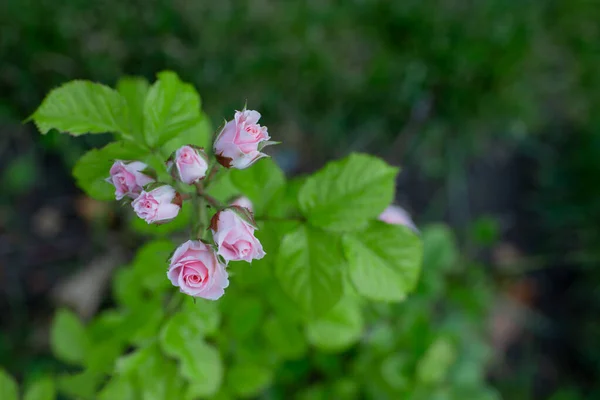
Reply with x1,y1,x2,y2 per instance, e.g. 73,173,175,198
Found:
378,205,419,233
167,240,229,300
106,160,155,200
131,184,182,224
230,196,253,212
172,145,209,184
210,207,266,263
213,109,274,169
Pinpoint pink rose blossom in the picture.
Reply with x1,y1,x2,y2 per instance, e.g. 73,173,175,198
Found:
213,109,271,169
173,145,209,184
167,240,229,300
131,185,181,224
211,207,265,263
379,205,419,233
230,196,253,212
106,160,154,200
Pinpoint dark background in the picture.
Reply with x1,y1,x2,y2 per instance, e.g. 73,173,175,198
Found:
1,1,599,399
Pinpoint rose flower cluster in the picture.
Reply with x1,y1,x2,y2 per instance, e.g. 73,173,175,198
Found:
105,109,273,300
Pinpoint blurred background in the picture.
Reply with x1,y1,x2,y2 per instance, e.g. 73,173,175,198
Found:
0,0,599,399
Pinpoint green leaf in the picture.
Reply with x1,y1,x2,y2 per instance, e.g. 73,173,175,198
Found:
73,141,146,201
129,301,165,346
298,153,398,231
275,225,345,318
115,345,157,376
115,345,185,399
230,158,285,216
50,309,89,365
31,80,129,136
416,337,457,385
132,240,175,292
262,316,307,360
24,377,55,400
117,76,150,140
160,313,223,397
3,152,37,195
113,267,145,310
161,115,212,155
57,371,100,400
305,297,364,352
0,369,18,400
181,298,221,337
224,295,264,340
343,221,422,302
143,71,203,147
380,354,411,391
227,363,273,398
98,377,135,400
422,224,458,272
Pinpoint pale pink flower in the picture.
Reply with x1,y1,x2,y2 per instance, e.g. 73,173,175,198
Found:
167,240,229,300
131,185,181,224
211,207,265,263
230,196,253,212
106,160,154,200
172,145,209,184
214,109,272,169
379,205,418,232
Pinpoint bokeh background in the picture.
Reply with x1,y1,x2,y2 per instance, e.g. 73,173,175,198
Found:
1,1,599,399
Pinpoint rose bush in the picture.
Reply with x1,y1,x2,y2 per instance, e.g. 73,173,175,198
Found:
22,71,448,400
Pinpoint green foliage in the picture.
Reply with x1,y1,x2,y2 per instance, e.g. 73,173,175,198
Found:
276,225,345,318
143,71,203,148
306,297,364,352
0,369,18,400
230,158,286,216
421,225,458,273
73,141,145,201
23,71,503,400
416,337,457,385
116,77,150,140
2,152,37,195
31,81,129,136
227,363,273,398
50,309,89,365
344,222,422,302
160,314,223,397
24,377,55,400
299,154,398,231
